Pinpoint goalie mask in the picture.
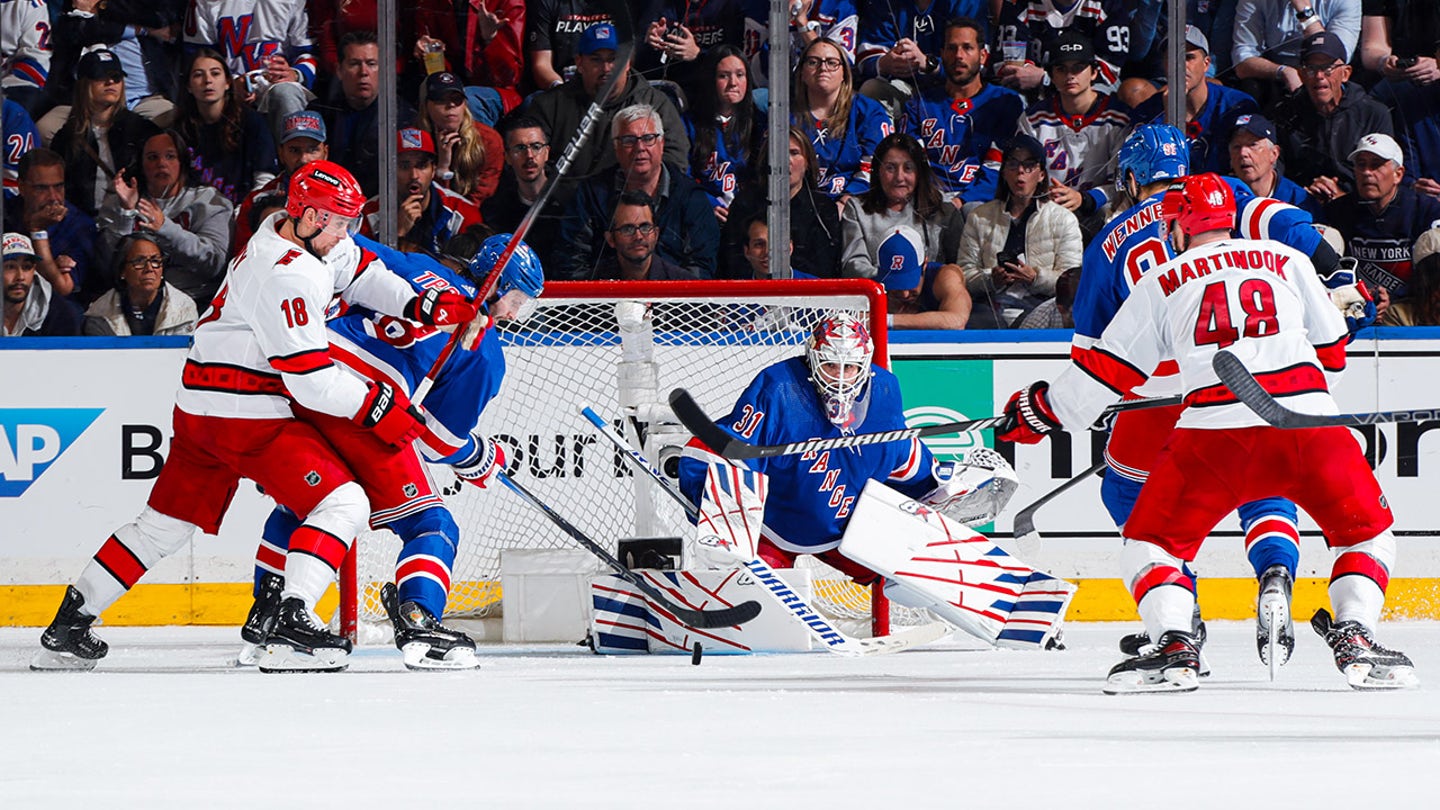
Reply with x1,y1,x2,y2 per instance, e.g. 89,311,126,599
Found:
806,313,874,430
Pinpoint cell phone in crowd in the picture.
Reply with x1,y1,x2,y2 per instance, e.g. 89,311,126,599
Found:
997,250,1021,268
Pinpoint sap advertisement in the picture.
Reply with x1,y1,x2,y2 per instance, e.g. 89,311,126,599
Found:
4,332,1440,587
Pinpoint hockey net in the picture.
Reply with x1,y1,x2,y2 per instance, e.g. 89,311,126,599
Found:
342,279,925,642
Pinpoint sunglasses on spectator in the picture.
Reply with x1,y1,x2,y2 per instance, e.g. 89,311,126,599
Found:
802,56,844,71
614,133,663,148
1300,62,1343,76
125,256,165,269
1003,159,1043,172
507,142,548,155
611,223,658,237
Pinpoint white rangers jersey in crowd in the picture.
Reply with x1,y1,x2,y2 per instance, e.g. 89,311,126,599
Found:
183,0,317,86
1049,238,1349,431
742,0,859,87
1017,93,1130,192
176,213,416,421
1,0,50,93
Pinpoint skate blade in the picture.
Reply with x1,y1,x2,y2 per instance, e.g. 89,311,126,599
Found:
29,648,99,672
1257,602,1293,669
235,642,263,667
258,643,349,673
1345,663,1420,691
1103,667,1199,695
400,642,480,671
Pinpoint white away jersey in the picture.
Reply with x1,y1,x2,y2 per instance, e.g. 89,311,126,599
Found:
1051,238,1350,431
176,213,416,420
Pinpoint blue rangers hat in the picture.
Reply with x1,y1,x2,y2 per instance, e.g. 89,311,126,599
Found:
876,226,925,292
578,23,618,55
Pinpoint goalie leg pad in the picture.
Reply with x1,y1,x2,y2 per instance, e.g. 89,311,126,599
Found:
688,461,768,569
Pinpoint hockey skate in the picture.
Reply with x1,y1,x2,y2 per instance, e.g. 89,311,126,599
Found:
258,597,352,673
237,571,284,667
1255,565,1295,676
1103,631,1202,695
1117,605,1210,677
381,583,479,671
31,586,108,672
1311,609,1418,691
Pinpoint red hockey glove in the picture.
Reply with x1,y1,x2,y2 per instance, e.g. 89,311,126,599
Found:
355,380,425,447
997,381,1062,445
453,436,507,488
405,289,479,327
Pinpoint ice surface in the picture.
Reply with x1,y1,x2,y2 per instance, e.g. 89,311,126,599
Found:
3,622,1437,808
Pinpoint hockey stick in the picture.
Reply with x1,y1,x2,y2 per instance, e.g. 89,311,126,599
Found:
1010,459,1106,542
412,0,635,405
668,388,1182,460
579,405,954,656
1212,350,1440,428
496,471,761,629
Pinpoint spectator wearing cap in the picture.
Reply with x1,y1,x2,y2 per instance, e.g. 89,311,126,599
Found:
1228,113,1322,215
175,48,279,205
82,232,197,336
1131,26,1260,176
525,0,614,91
314,31,417,196
48,48,161,217
484,115,563,270
401,1,525,124
1381,227,1440,325
415,71,504,210
595,191,695,281
1324,132,1440,307
97,129,235,307
1234,0,1361,105
957,134,1081,329
529,22,690,205
4,148,98,305
1018,30,1133,233
361,127,483,254
232,111,330,251
1270,29,1394,200
2,233,81,337
552,103,716,279
840,132,970,329
993,0,1135,102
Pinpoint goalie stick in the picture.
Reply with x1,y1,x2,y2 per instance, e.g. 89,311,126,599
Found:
579,405,954,656
495,471,762,629
668,388,1182,460
1010,459,1107,542
1212,350,1440,428
412,0,635,405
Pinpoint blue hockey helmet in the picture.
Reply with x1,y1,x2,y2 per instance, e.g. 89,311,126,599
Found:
469,233,545,299
1117,124,1189,188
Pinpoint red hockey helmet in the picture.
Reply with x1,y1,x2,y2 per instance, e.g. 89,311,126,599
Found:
1160,172,1235,237
286,160,366,234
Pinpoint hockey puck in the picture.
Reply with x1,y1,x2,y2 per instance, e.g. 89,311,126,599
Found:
691,642,703,666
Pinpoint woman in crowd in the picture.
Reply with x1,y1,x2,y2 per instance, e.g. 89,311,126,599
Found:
840,132,971,329
175,49,279,205
958,135,1083,329
95,130,235,308
792,37,891,203
50,49,161,217
1383,230,1440,326
415,71,504,210
82,233,198,336
722,126,841,279
685,44,765,223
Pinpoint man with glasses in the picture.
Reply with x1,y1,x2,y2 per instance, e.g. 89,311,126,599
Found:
5,148,96,306
553,103,718,279
598,191,694,280
1234,0,1360,106
484,115,564,269
1270,30,1394,201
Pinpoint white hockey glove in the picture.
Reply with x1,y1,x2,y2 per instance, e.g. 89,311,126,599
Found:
919,447,1019,527
452,436,507,489
688,461,768,569
1319,257,1378,332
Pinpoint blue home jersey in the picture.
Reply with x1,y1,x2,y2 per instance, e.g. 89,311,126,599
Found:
902,83,1024,202
685,108,766,209
678,357,935,554
796,94,893,198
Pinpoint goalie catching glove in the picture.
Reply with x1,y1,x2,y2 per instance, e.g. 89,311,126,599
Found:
997,381,1061,445
405,288,479,327
453,436,507,488
355,380,426,447
920,448,1019,526
1318,257,1377,333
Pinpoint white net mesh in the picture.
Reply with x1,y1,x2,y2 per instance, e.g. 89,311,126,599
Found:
349,281,924,638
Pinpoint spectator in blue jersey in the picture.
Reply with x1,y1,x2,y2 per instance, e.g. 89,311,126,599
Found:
854,0,986,121
596,191,697,281
994,0,1135,102
722,126,842,279
2,98,39,190
1381,227,1440,325
1131,27,1260,176
5,149,97,306
1270,30,1394,202
1324,133,1440,309
1234,0,1361,107
1228,113,1323,216
793,36,894,203
958,134,1082,328
553,104,720,279
81,232,198,337
685,45,766,223
2,233,81,337
175,49,279,205
1358,0,1440,86
840,132,971,329
901,17,1023,206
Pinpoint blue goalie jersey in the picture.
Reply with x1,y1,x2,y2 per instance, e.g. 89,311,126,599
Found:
678,357,935,554
327,236,506,465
